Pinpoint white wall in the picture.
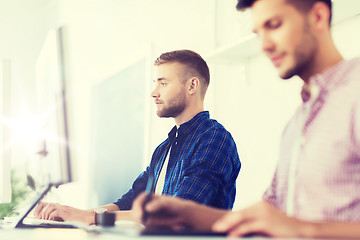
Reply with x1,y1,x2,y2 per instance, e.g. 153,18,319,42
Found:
1,0,360,210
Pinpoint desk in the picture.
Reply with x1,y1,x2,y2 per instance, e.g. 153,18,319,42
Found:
0,228,334,240
0,228,225,240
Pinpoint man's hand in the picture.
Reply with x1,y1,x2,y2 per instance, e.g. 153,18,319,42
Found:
132,193,189,229
132,193,227,230
34,202,95,225
212,200,309,237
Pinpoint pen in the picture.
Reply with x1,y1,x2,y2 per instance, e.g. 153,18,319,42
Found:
142,175,154,223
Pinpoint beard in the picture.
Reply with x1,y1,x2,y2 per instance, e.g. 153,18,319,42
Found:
280,50,315,80
156,92,187,118
280,22,318,80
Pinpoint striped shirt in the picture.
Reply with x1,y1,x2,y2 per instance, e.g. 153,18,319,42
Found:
114,111,241,210
264,58,360,222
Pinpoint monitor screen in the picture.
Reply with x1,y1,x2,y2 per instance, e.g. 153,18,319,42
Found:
8,27,74,228
34,27,72,188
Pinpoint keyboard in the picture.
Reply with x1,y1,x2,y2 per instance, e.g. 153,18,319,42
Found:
19,217,79,229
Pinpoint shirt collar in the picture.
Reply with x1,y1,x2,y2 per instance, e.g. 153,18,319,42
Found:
167,111,209,141
300,58,356,103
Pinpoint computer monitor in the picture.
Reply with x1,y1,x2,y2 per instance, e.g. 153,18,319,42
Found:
14,26,73,228
34,27,72,187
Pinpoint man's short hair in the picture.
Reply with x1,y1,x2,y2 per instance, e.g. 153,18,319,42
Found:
236,0,332,24
154,50,210,90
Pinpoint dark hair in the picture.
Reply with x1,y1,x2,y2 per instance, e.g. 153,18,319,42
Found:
154,49,210,89
236,0,332,24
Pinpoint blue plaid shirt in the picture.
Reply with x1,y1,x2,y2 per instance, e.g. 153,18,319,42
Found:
114,111,241,210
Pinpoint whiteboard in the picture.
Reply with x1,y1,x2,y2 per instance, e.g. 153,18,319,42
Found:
90,58,147,206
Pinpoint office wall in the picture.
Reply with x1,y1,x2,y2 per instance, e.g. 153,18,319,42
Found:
55,0,360,210
2,0,360,210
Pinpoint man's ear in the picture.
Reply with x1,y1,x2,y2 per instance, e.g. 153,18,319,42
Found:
309,1,331,32
188,77,200,95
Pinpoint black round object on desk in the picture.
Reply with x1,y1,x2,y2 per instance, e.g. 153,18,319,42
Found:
95,212,116,227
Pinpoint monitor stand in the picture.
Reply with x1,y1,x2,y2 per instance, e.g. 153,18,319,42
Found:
14,183,76,229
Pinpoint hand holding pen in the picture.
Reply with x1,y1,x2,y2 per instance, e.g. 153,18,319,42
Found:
142,175,155,223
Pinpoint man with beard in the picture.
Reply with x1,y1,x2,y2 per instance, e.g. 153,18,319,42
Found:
132,0,360,238
34,49,241,225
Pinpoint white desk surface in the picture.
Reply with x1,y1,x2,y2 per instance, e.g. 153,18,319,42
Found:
0,228,226,240
0,228,337,240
